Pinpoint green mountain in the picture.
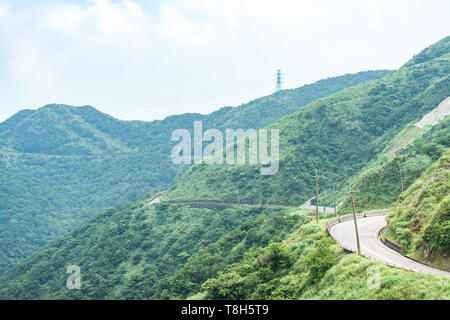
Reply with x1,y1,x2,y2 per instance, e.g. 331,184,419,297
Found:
1,37,450,300
0,70,389,275
338,116,450,213
0,197,307,299
163,37,450,206
386,149,449,271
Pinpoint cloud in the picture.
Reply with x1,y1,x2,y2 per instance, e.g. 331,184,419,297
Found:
7,40,53,92
156,5,219,46
40,0,152,48
1,0,450,122
0,3,7,19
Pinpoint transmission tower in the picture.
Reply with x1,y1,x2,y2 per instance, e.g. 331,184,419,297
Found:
276,69,282,92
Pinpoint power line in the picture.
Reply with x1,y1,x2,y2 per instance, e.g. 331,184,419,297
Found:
98,77,276,107
0,62,378,114
98,81,274,112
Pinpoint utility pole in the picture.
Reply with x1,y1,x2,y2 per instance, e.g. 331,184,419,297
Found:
398,163,405,193
315,169,319,224
323,191,326,214
312,169,325,224
333,187,337,215
349,188,361,255
276,69,282,93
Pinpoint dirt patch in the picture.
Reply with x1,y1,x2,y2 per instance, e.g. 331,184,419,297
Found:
416,96,450,128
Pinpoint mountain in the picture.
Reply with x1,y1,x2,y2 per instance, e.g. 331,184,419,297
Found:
0,198,306,299
0,38,449,300
0,70,389,275
163,37,450,206
386,149,449,271
2,194,448,300
338,115,450,213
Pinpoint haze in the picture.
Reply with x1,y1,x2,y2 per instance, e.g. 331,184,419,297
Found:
0,0,449,122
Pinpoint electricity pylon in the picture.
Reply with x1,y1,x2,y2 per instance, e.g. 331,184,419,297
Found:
276,69,282,92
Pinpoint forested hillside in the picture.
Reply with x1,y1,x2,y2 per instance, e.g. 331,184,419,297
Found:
386,149,449,271
0,70,388,275
2,197,448,300
1,37,449,300
0,196,306,299
194,219,450,300
338,116,450,213
164,36,450,207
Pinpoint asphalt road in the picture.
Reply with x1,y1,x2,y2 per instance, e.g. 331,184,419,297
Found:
330,215,450,278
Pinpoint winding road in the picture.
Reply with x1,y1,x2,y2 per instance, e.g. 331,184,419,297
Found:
147,196,449,278
330,214,450,278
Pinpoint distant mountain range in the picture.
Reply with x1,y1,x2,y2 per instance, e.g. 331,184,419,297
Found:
0,37,448,300
0,70,390,275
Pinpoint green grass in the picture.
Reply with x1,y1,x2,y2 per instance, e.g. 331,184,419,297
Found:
386,149,450,270
197,217,450,300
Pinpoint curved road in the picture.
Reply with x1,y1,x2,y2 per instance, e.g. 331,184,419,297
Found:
149,196,449,278
330,215,450,278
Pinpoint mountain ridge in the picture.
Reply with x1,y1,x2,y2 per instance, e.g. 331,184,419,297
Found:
0,70,390,275
0,37,449,299
163,40,450,206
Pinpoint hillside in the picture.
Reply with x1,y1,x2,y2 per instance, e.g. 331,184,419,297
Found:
164,37,450,206
0,70,388,275
338,115,450,213
0,197,306,299
2,198,448,300
0,38,449,300
385,149,450,271
193,219,450,300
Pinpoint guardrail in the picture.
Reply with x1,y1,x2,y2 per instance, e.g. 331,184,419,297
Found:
377,226,403,253
384,238,403,253
161,200,234,210
157,199,301,210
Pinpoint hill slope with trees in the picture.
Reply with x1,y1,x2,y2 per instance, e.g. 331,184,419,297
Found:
0,70,388,275
164,37,450,207
1,37,449,299
385,149,449,271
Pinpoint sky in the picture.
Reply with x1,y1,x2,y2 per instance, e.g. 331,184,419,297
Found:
0,0,449,122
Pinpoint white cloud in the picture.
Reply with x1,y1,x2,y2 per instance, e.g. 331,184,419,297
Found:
41,0,152,48
0,3,7,19
156,5,219,46
44,4,85,32
8,40,53,91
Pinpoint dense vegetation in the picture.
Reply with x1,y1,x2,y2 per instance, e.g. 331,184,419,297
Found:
0,70,388,275
193,219,450,300
153,210,312,299
1,38,449,300
338,116,450,213
2,198,448,300
164,37,450,207
0,196,306,299
386,149,450,271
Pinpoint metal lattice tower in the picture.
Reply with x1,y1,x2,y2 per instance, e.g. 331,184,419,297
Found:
276,69,282,92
